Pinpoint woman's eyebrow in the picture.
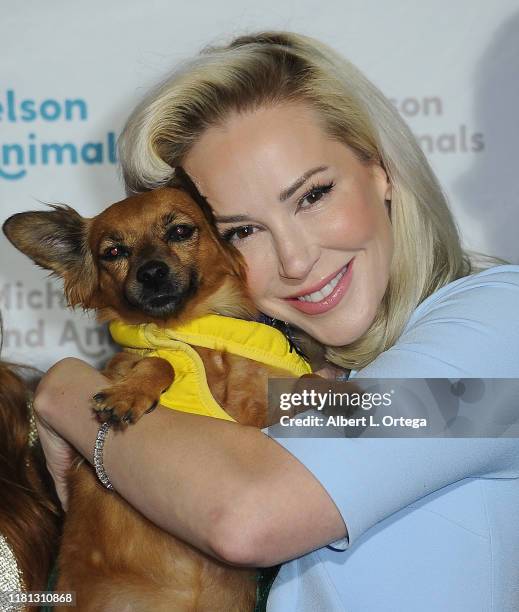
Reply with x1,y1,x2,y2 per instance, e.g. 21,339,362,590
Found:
279,166,328,201
214,213,251,224
214,165,329,223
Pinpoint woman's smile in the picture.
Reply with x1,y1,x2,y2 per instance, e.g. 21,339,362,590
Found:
283,258,354,315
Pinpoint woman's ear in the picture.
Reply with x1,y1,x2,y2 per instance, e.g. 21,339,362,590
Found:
370,163,392,222
371,162,392,202
384,174,392,218
384,180,392,203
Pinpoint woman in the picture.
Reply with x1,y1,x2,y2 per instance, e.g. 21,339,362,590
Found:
34,31,519,610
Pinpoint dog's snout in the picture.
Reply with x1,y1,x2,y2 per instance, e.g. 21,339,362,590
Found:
137,260,170,286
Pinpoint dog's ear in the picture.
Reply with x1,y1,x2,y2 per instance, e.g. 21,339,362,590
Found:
171,167,217,226
170,169,251,283
2,205,98,309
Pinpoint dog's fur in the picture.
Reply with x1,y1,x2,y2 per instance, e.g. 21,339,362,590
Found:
3,187,317,611
0,355,62,598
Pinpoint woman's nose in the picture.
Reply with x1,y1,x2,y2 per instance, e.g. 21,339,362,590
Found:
275,236,320,280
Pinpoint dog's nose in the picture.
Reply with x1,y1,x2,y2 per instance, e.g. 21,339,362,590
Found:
137,260,170,286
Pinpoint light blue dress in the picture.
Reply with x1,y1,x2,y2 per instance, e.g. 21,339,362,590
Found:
264,265,519,612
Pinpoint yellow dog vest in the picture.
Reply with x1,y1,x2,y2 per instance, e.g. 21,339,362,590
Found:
109,315,312,422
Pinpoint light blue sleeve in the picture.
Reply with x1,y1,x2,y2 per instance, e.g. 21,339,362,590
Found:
266,265,519,548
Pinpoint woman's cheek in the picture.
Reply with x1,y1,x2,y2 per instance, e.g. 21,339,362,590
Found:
320,184,378,245
320,200,376,249
239,244,273,304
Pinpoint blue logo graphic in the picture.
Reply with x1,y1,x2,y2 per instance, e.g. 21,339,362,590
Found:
0,89,118,180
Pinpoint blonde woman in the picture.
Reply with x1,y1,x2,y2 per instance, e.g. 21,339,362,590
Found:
34,32,519,610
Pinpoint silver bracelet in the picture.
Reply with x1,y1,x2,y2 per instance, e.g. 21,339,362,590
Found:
93,421,114,490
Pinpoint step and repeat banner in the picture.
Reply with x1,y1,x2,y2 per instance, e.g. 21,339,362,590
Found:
1,0,518,370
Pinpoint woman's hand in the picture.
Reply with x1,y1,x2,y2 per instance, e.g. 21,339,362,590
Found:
33,357,108,510
34,410,75,511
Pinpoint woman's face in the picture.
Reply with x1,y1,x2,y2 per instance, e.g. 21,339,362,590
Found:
183,102,393,346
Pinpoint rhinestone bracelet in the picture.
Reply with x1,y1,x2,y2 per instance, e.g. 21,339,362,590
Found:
93,421,114,490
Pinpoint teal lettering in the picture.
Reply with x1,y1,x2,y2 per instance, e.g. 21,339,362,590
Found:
20,100,37,121
28,133,37,164
81,142,103,164
0,91,88,123
2,143,23,165
0,166,26,179
0,144,26,178
41,143,78,164
108,131,117,163
7,90,16,121
65,99,87,121
40,100,61,121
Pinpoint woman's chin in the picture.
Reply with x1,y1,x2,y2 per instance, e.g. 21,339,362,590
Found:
292,323,354,348
295,312,373,348
264,301,372,348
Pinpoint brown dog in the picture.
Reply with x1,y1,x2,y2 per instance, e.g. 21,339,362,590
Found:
3,187,318,611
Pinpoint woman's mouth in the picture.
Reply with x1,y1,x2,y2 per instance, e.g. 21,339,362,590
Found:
283,258,354,315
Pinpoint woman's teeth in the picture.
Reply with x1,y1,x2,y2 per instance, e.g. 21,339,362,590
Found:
297,265,348,303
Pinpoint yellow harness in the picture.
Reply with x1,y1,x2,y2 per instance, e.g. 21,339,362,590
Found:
109,314,312,422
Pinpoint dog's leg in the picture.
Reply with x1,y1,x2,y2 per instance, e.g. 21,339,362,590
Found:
92,354,174,425
102,351,143,382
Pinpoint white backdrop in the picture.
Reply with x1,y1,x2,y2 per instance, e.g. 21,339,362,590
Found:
1,0,518,370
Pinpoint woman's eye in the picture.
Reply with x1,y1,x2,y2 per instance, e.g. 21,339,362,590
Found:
221,225,257,243
298,181,335,210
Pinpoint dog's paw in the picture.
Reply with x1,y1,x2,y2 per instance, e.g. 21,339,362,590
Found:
92,386,159,426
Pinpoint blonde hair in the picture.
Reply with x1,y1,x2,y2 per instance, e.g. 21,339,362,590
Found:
119,30,506,370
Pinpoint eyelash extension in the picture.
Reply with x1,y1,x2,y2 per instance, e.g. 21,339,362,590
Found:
221,225,254,243
221,180,336,243
297,180,335,209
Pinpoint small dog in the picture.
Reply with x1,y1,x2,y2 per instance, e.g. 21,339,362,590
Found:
3,186,318,611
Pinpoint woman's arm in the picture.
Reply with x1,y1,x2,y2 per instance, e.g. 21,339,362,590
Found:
35,357,347,567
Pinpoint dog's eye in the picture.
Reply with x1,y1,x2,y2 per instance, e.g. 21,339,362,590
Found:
101,245,128,261
167,224,195,242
